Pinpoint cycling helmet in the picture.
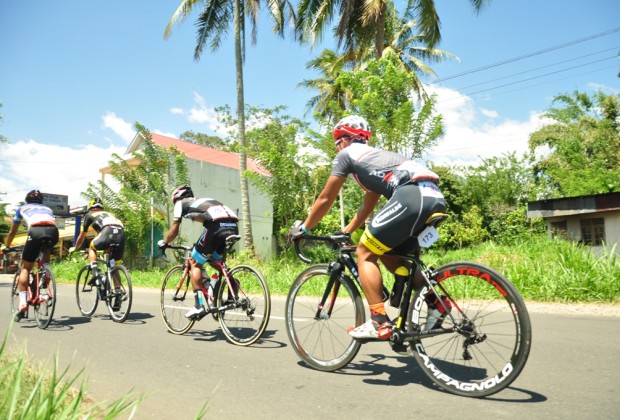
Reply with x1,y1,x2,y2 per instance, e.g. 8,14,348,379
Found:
88,198,104,211
171,185,193,204
332,115,371,144
25,189,44,204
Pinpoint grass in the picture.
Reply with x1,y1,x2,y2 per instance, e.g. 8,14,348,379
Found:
0,324,141,419
52,235,620,304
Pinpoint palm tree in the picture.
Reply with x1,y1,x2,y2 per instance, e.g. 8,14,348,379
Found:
164,0,294,251
298,49,355,121
296,0,490,57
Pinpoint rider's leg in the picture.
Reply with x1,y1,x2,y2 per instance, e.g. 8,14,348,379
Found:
17,260,35,309
355,244,391,339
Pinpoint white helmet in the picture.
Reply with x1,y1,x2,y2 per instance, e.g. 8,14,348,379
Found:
332,115,371,144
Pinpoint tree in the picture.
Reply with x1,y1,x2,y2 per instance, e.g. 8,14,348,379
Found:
333,52,443,156
164,0,294,252
83,123,189,268
529,90,620,197
179,130,230,150
296,0,490,57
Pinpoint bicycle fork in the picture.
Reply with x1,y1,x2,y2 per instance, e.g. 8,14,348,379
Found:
314,262,345,320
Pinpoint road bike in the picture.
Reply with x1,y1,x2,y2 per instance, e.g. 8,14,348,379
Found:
75,245,133,323
285,213,532,398
8,244,57,329
160,235,271,346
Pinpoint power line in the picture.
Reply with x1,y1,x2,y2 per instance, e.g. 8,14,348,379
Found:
430,27,620,84
454,47,619,91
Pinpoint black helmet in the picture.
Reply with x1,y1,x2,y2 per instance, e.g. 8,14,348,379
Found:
171,185,194,204
25,189,44,204
88,198,104,211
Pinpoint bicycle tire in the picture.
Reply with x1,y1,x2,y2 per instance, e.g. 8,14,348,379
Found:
216,265,271,346
34,268,56,329
76,265,99,317
285,264,364,371
408,261,532,398
10,273,22,320
160,265,195,334
106,265,133,323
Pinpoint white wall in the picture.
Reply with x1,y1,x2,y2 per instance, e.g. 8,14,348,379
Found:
175,159,274,259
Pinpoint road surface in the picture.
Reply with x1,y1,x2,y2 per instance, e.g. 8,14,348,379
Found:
1,274,618,419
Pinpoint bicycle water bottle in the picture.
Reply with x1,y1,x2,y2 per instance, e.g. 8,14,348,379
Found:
390,275,407,307
206,273,218,305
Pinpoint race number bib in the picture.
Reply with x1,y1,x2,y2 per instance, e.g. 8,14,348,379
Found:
418,226,439,248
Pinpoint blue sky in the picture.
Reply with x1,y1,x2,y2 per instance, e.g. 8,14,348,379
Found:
1,0,619,208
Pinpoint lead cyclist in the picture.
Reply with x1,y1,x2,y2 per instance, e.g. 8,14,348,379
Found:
287,114,447,340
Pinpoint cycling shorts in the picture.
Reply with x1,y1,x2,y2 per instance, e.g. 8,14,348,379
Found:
90,225,125,261
360,182,446,255
22,225,59,263
191,219,239,265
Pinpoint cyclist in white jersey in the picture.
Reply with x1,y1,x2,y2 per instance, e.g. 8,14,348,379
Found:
288,115,446,340
5,190,59,315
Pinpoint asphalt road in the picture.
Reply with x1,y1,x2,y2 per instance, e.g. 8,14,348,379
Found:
1,273,618,420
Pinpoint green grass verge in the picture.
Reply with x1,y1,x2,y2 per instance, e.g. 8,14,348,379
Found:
52,235,620,304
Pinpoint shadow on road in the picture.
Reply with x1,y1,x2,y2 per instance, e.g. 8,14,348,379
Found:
294,351,547,403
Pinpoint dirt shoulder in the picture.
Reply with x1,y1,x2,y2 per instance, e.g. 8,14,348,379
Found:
525,301,620,317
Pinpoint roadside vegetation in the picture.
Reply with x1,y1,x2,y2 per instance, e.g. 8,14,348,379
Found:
52,233,620,304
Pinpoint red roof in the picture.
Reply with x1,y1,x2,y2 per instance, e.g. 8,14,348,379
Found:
132,133,271,177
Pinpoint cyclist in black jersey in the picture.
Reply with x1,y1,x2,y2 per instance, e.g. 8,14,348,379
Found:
72,199,126,309
5,190,59,316
288,115,446,340
158,185,239,319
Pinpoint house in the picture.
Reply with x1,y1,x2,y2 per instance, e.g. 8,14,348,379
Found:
527,192,620,255
104,133,275,259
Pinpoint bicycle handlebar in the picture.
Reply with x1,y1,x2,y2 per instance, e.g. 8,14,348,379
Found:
159,243,193,264
2,246,24,254
293,233,353,264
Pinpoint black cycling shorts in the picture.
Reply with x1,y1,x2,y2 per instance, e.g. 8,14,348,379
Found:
192,219,239,264
22,225,59,263
91,225,125,261
360,182,446,255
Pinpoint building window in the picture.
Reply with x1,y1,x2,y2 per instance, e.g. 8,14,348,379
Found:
551,221,568,238
580,218,605,246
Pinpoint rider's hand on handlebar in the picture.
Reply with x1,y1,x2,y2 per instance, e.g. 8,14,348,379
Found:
332,231,352,244
287,220,307,244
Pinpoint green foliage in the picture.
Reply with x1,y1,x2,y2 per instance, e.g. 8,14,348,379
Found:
82,123,189,268
0,326,140,418
529,90,620,197
332,53,444,156
436,205,488,249
0,102,8,144
0,202,10,242
179,130,230,150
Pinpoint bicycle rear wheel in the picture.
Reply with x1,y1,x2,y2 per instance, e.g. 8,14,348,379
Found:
34,268,56,329
160,265,195,334
106,265,132,323
408,261,532,397
216,265,270,346
285,264,364,371
76,265,99,316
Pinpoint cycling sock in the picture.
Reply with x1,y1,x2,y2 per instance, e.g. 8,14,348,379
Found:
195,290,205,308
19,291,27,306
369,302,388,324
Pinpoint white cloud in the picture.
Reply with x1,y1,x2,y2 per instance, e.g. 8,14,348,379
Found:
172,92,229,136
101,112,136,143
0,139,126,212
169,107,184,115
426,85,548,166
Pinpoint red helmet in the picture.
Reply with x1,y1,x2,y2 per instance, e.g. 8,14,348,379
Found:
171,185,193,204
25,189,44,204
332,115,371,144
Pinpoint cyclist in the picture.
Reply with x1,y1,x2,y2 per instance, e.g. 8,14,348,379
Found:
158,185,239,319
71,198,126,310
5,189,59,319
288,115,447,340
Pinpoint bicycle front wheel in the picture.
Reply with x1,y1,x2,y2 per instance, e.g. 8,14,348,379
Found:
106,265,132,323
408,261,532,398
76,265,99,316
34,268,56,329
217,265,271,346
160,265,195,334
285,264,364,372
